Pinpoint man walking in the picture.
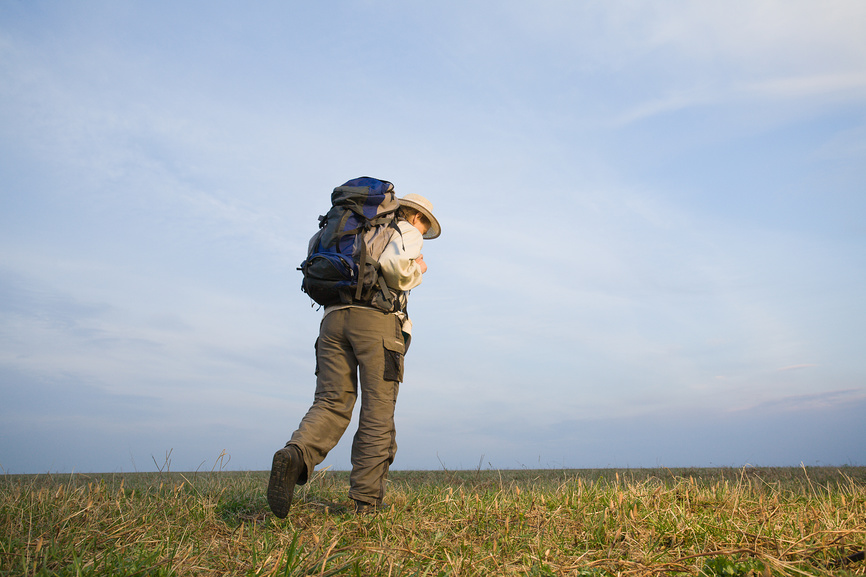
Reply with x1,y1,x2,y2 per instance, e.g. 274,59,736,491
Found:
268,182,441,516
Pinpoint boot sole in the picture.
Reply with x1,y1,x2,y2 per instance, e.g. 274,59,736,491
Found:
267,448,296,518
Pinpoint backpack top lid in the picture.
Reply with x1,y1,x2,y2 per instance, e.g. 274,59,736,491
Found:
340,176,393,192
332,177,396,219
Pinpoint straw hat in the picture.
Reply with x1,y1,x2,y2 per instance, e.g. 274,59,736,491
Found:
399,193,441,239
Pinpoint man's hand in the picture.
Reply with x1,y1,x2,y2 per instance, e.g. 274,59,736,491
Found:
415,254,428,274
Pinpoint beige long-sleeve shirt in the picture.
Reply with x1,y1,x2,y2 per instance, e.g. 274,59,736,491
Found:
378,220,425,292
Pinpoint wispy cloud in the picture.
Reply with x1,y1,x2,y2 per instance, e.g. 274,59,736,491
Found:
611,88,719,127
612,71,866,127
745,72,866,100
777,364,819,372
737,388,866,413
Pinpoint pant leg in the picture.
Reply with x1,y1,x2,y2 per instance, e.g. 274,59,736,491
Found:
344,308,405,505
288,309,357,483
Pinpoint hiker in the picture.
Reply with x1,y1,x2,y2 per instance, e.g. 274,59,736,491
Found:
267,180,441,516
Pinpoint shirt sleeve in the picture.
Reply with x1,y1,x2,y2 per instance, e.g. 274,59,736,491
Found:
378,220,424,291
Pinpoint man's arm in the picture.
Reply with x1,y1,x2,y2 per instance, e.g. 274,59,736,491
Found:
379,221,425,291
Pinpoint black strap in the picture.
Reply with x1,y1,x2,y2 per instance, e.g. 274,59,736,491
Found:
354,221,372,302
376,266,395,309
391,218,405,249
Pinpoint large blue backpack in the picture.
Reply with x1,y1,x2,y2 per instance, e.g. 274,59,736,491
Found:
299,177,404,311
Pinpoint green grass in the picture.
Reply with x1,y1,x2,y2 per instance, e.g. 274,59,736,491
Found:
2,467,864,576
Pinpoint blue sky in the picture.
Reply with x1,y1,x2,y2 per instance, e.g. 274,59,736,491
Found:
1,1,864,474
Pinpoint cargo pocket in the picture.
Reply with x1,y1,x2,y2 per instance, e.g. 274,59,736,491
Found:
383,337,405,383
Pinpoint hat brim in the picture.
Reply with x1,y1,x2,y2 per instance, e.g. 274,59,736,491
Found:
400,199,441,239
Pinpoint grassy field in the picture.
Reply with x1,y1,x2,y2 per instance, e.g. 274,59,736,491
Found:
2,466,864,576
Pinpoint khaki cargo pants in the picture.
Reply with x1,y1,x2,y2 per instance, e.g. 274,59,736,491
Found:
287,306,406,506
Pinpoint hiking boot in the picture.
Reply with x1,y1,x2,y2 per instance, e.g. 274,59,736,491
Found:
267,445,304,518
353,499,390,515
